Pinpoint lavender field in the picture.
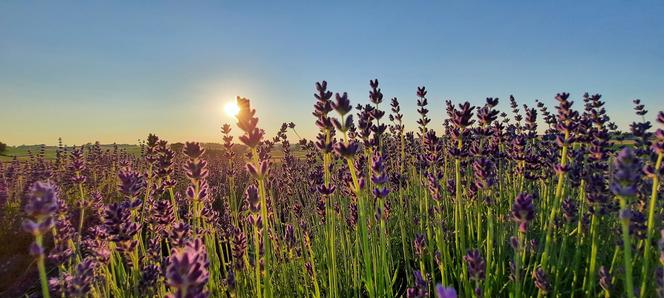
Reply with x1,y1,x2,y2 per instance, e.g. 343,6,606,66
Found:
1,80,663,297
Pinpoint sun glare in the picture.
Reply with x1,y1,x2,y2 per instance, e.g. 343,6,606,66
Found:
224,101,240,117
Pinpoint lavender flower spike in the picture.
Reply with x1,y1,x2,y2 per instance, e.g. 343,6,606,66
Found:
435,284,457,298
464,249,486,281
610,147,641,197
512,192,535,233
23,181,59,298
165,238,210,298
23,181,59,251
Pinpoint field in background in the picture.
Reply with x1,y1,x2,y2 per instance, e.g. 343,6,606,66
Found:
0,143,306,162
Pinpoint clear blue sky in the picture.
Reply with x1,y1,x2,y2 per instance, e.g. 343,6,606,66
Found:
1,1,663,145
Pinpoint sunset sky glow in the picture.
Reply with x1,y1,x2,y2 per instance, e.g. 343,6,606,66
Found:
1,1,663,145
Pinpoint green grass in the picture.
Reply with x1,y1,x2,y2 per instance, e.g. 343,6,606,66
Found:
0,143,306,162
0,144,142,162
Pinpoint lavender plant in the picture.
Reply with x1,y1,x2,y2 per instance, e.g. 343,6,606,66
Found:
4,82,663,298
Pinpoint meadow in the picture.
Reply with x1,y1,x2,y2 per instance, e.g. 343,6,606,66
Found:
1,80,663,298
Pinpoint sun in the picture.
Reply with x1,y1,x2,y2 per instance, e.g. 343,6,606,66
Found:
224,101,240,117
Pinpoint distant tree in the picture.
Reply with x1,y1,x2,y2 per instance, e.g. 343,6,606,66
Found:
171,142,184,153
0,142,6,154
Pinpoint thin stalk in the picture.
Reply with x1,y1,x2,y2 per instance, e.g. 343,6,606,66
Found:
252,147,272,297
640,152,663,297
486,204,494,297
455,133,464,254
514,231,524,298
618,195,635,298
306,236,321,298
254,226,262,298
35,234,50,298
541,131,570,269
346,156,374,297
76,181,85,245
586,212,599,295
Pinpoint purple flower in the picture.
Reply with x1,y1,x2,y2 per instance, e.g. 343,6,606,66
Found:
416,86,427,98
464,249,486,281
413,234,426,258
139,263,161,295
347,201,358,229
532,266,551,294
284,224,295,250
416,86,431,135
49,199,76,265
183,142,205,159
435,284,457,298
333,141,360,159
165,238,210,298
155,143,176,178
233,228,247,270
247,214,263,228
407,270,429,298
316,184,336,195
183,142,209,181
226,267,236,291
332,92,352,116
81,236,110,264
313,81,333,119
24,181,58,220
221,123,234,147
23,181,59,257
118,168,145,199
554,92,578,136
390,97,405,134
512,192,535,233
236,97,264,149
477,103,499,127
49,257,97,297
69,147,87,184
305,262,313,276
169,221,192,248
0,180,7,209
103,202,141,253
371,152,390,200
244,185,260,213
153,199,175,234
369,79,383,105
473,158,496,189
611,147,641,197
449,102,476,129
633,99,647,116
561,198,577,223
426,173,442,202
245,160,270,179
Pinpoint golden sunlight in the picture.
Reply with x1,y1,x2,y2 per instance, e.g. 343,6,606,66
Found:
224,101,240,117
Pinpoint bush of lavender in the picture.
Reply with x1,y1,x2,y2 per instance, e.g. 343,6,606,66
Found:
1,81,663,298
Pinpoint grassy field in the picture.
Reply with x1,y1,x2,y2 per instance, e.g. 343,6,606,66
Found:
0,144,142,162
0,143,305,162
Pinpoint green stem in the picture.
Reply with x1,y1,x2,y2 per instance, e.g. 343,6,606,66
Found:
618,195,635,298
587,212,599,295
35,234,51,298
252,148,272,297
254,227,262,298
77,181,85,245
542,131,569,270
514,231,523,298
640,153,663,297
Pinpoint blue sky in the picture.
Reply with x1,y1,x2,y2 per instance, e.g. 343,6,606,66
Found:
1,1,663,145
